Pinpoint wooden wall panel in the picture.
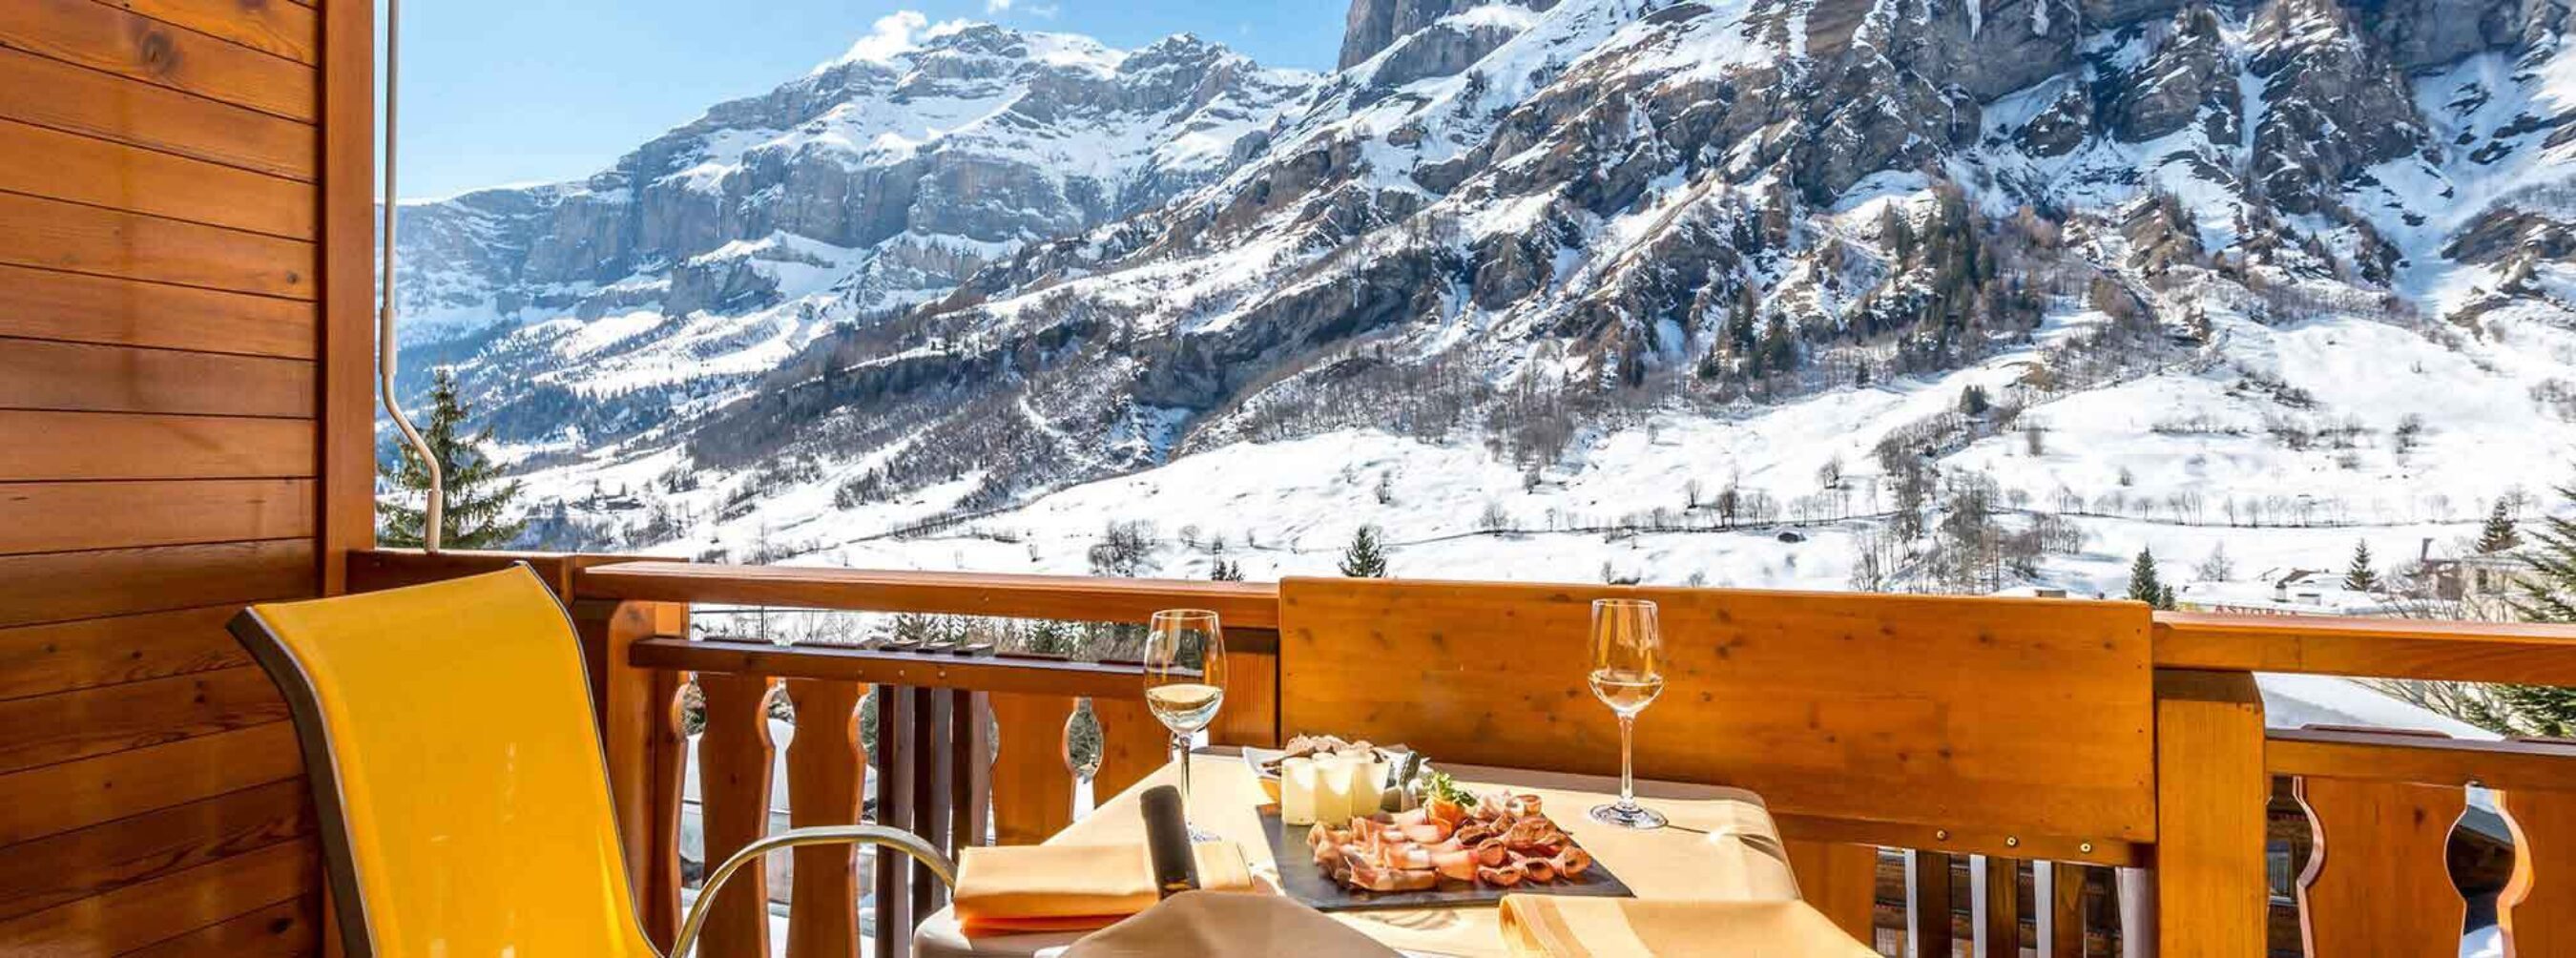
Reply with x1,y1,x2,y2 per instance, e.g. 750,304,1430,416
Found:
0,0,316,120
0,722,303,845
0,340,315,417
120,896,322,958
0,666,288,775
0,119,315,239
1277,577,2157,851
0,0,356,952
111,0,320,64
0,838,318,956
0,539,317,628
0,411,315,480
0,265,316,359
0,192,317,298
0,480,316,556
0,605,257,700
0,778,310,920
0,48,315,179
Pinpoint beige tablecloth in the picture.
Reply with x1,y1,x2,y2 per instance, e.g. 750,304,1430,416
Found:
915,750,1801,958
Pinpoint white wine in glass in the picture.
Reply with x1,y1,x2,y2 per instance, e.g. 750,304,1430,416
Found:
1144,609,1227,840
1588,597,1668,829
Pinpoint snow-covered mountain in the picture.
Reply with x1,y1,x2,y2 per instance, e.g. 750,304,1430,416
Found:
392,17,1318,449
413,0,2576,597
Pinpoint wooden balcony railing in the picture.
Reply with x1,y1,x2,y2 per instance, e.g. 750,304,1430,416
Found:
345,550,2576,958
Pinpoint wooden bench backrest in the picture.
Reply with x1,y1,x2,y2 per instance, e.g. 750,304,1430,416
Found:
1276,576,2156,859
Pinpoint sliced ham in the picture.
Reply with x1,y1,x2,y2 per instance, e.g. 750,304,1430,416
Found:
1307,786,1591,893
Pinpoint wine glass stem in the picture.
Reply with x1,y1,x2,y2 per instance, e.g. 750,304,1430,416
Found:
1617,714,1637,810
1173,731,1192,805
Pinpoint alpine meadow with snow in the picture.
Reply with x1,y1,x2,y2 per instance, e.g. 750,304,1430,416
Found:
390,0,2576,607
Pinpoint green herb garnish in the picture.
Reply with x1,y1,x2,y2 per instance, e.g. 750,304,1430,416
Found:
1418,769,1477,807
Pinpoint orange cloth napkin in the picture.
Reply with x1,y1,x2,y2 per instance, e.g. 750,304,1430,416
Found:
1498,897,1879,957
953,842,1257,933
1063,890,1401,957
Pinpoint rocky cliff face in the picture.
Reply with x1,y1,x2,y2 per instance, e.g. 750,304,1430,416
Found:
393,23,1316,447
676,0,2576,510
403,0,2576,549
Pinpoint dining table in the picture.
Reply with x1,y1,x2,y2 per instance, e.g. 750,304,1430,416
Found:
912,747,1809,958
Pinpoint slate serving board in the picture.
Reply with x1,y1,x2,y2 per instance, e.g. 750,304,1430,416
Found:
1260,809,1635,912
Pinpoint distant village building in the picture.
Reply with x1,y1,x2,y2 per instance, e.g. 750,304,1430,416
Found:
2413,552,2530,619
2174,568,2406,616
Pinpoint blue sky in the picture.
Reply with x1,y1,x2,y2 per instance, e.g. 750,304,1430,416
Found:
389,1,1340,199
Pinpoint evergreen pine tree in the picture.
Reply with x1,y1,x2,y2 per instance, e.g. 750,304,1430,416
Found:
1210,559,1243,581
1959,385,1990,416
1339,525,1389,578
2494,483,2576,735
379,368,527,549
2512,484,2576,623
2344,540,2379,593
1880,205,1915,265
2479,499,2524,554
1757,315,1798,375
2127,550,2168,608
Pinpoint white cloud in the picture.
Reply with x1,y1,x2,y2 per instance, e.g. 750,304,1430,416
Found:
840,10,929,65
985,0,1058,17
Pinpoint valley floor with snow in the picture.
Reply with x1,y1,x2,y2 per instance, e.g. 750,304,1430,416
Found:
516,283,2576,603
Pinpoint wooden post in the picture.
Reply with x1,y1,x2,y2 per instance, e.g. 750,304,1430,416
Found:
2034,861,2088,958
1210,629,1280,748
1785,839,1880,945
1091,696,1168,802
2151,670,2267,956
1908,849,1954,958
1972,856,2021,958
782,679,864,958
699,674,779,958
2501,786,2576,956
951,690,990,852
576,597,689,948
2293,776,2467,956
987,693,1076,845
872,686,912,958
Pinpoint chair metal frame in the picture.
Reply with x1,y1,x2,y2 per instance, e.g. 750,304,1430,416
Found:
673,824,957,957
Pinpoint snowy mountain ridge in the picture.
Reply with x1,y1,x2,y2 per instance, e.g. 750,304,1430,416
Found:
390,16,1318,449
406,0,2576,598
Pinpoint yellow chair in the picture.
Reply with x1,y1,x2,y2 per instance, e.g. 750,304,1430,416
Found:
230,565,952,957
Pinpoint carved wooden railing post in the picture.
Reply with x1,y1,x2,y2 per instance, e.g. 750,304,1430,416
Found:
699,674,779,958
2293,773,2466,954
2151,670,2267,956
986,693,1077,844
1091,696,1168,801
2501,784,2576,954
782,678,864,958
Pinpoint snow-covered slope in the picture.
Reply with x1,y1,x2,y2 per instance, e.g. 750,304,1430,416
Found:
421,0,2576,602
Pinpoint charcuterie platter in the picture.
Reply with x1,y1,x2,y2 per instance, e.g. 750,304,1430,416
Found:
1253,737,1634,911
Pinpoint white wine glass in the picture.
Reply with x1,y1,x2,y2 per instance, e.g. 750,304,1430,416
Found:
1144,609,1227,840
1588,598,1668,829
